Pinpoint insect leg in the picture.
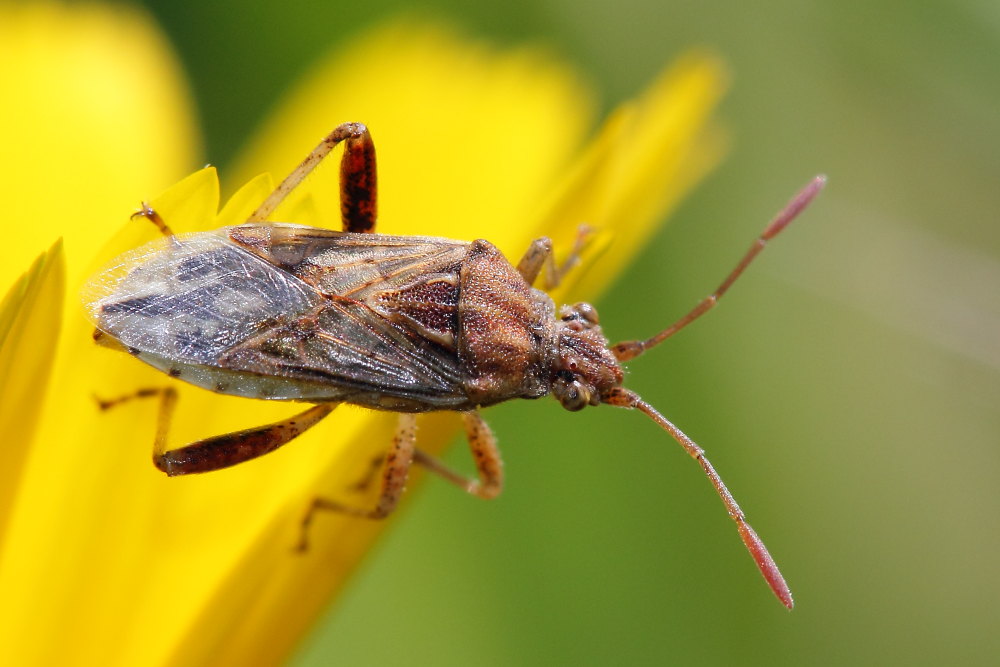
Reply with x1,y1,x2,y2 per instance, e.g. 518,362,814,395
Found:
95,386,179,462
154,403,336,475
515,225,592,289
246,122,377,233
297,414,417,550
612,176,826,361
95,386,177,412
338,125,378,233
130,202,174,236
347,453,387,492
412,411,504,500
515,237,553,285
602,386,794,609
97,389,334,474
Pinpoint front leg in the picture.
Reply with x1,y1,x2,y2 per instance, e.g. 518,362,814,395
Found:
515,225,592,289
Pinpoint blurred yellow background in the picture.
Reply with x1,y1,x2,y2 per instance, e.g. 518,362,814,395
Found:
60,0,1000,664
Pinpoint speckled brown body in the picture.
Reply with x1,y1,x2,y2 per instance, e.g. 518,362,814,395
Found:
87,223,582,413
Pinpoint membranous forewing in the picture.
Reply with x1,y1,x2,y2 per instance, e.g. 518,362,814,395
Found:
84,223,473,410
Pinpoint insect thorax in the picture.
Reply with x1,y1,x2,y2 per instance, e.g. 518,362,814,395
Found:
456,240,558,406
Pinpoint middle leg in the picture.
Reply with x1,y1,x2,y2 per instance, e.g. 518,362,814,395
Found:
297,410,505,550
413,411,504,500
297,413,417,550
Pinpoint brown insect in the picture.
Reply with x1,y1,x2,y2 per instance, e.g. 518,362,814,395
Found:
84,123,824,609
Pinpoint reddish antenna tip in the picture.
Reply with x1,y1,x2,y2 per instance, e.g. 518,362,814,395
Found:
611,391,796,609
805,174,828,202
737,522,795,609
762,174,827,239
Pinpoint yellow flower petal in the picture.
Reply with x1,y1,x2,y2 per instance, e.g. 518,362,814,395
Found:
0,2,200,284
539,52,729,303
0,241,64,547
0,4,200,665
215,173,275,228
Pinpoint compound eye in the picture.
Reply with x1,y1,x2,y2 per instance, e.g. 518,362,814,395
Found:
557,380,591,412
575,302,599,325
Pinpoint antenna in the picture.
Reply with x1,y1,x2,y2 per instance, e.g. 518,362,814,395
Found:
613,175,826,361
602,387,794,608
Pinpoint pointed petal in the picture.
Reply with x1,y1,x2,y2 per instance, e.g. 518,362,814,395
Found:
0,5,201,665
0,242,65,546
539,53,729,303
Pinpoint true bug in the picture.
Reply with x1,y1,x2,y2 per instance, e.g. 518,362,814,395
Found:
84,123,824,609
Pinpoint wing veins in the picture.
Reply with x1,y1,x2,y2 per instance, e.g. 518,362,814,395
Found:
324,298,462,385
339,246,461,298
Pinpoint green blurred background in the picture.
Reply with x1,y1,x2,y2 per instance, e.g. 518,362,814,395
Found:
136,0,1000,664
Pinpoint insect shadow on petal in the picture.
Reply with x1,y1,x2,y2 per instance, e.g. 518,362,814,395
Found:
84,122,824,609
